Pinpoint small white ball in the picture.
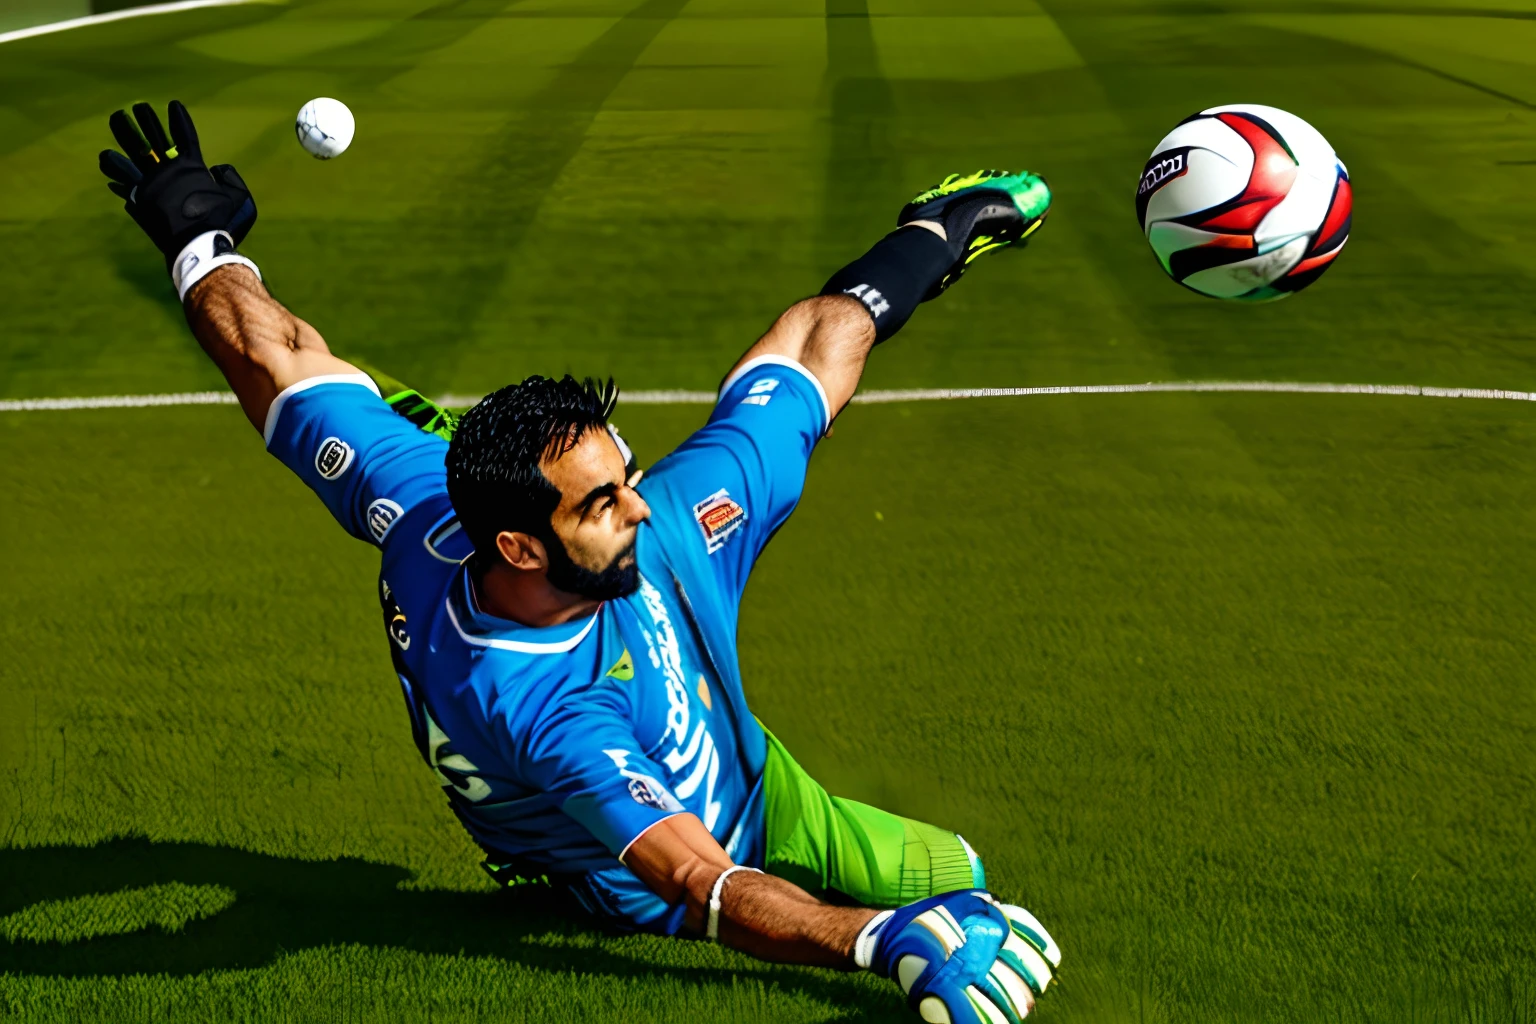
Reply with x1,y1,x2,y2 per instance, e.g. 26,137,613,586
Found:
295,97,354,160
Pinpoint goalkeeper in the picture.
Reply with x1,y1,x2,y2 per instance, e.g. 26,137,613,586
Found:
100,101,1060,1023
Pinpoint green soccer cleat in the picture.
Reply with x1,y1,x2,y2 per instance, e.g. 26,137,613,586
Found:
897,169,1052,298
346,355,461,441
385,388,460,442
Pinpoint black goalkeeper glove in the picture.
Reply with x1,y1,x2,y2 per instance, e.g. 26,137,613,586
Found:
98,100,257,268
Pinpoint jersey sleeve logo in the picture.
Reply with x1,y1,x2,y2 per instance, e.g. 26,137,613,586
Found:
367,498,405,541
627,774,684,813
739,377,779,407
315,437,355,480
603,747,685,814
693,488,747,555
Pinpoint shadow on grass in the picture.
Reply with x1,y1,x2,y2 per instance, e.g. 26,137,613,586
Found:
0,838,900,1020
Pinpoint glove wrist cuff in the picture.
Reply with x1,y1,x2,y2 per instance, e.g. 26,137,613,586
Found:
172,230,261,302
853,909,893,970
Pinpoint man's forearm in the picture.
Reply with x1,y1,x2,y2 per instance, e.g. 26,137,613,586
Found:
625,814,877,968
716,871,879,968
185,264,356,434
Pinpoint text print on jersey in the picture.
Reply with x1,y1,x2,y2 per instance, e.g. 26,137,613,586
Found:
380,580,410,650
639,577,722,829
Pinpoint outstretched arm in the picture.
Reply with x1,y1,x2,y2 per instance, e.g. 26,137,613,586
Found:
95,100,357,434
624,812,877,966
186,265,358,434
623,812,1061,1024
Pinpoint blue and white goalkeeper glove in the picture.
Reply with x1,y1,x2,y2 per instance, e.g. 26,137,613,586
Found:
854,889,1061,1023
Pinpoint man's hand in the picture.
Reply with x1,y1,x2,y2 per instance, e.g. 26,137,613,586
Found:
99,100,256,265
856,890,1061,1024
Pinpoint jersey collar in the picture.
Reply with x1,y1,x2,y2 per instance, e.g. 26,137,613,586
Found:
446,567,601,654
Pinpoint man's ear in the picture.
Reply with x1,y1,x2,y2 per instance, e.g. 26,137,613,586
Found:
496,530,548,572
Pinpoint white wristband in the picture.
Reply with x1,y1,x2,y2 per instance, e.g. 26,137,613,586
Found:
853,909,894,970
706,865,762,942
171,230,261,302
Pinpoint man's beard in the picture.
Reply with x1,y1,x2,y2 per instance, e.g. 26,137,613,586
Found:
543,533,639,601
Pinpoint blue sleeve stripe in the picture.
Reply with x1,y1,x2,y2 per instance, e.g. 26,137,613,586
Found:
717,354,831,433
263,372,381,448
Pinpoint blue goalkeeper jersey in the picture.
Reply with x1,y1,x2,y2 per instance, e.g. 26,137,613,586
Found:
263,358,830,933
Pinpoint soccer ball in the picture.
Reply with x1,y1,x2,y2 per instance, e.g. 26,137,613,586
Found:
1135,104,1351,301
295,97,355,159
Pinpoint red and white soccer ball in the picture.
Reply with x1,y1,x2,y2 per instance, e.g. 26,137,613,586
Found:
1136,104,1352,301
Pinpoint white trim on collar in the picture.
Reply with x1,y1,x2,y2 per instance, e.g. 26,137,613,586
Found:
444,592,600,654
718,354,832,432
263,373,381,447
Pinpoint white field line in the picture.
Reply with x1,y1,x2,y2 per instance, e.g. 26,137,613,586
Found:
4,381,1536,415
0,0,257,46
0,391,238,411
849,381,1536,404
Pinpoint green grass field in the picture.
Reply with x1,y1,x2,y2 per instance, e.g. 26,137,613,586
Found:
3,0,1535,1020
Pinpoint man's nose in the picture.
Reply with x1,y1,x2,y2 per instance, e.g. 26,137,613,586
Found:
627,489,652,524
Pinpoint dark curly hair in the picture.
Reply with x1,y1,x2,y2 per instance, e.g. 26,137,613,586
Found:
445,375,618,573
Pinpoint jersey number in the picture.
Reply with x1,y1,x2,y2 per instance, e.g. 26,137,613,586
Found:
425,709,492,803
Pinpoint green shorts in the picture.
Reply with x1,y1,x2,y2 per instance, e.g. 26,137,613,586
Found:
759,728,985,907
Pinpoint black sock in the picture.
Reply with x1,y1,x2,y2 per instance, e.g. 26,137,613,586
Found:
819,226,954,343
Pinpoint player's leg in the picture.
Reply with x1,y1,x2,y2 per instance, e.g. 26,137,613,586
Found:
720,168,1051,425
817,168,1052,345
344,356,461,441
759,728,985,907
